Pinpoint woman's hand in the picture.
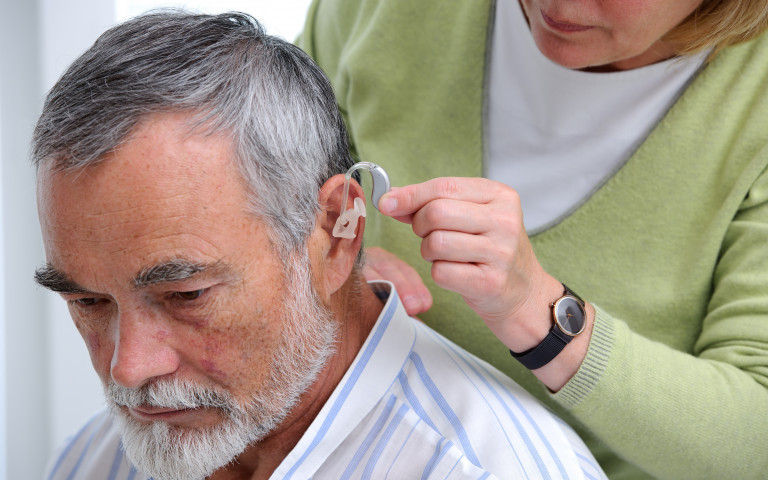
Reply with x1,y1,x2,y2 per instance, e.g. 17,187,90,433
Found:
363,246,433,316
377,177,590,389
377,177,549,339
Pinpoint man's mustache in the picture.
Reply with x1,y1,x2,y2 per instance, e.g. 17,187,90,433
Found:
105,379,236,413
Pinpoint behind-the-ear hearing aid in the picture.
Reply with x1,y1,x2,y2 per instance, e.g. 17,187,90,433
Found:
332,162,391,239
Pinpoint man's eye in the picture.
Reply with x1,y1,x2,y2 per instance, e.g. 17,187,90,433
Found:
75,298,101,306
172,289,206,301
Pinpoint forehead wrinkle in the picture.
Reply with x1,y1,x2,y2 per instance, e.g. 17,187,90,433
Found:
133,258,233,289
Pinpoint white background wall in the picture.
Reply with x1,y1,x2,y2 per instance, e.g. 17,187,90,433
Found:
1,1,311,478
3,3,57,479
0,95,6,478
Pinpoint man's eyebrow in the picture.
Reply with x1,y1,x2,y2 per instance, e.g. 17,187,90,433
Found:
132,259,232,288
34,264,90,294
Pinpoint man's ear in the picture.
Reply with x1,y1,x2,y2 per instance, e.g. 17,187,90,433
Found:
309,174,366,297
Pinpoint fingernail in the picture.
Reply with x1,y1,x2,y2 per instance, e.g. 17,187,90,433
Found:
379,195,397,213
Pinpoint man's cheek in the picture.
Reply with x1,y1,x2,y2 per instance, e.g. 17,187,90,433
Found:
201,359,227,378
82,333,114,383
196,323,280,393
84,331,102,352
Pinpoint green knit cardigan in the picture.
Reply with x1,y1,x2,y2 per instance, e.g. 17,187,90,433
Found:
298,1,768,478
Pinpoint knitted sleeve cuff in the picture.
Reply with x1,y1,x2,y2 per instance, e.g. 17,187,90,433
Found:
550,305,616,409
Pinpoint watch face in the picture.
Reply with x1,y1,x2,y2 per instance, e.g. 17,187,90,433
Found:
553,296,586,336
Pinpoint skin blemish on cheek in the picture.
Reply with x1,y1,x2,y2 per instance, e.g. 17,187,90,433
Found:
201,359,227,378
154,330,171,341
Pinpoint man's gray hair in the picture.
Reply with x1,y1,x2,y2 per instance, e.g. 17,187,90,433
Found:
31,11,355,252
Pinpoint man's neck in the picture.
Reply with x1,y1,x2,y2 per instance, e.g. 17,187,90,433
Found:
209,275,384,479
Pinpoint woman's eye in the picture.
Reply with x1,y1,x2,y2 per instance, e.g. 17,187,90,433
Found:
172,289,206,301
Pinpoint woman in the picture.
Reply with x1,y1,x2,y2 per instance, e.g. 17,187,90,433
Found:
298,1,768,478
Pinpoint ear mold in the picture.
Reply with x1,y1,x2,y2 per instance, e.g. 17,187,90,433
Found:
332,197,366,239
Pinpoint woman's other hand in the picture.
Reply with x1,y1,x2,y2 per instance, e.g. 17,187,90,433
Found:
363,246,433,316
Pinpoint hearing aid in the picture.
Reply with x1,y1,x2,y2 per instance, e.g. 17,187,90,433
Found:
332,162,391,239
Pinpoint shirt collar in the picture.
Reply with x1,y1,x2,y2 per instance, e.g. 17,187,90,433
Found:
272,281,416,479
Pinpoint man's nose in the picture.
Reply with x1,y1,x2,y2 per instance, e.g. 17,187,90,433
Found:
110,310,181,389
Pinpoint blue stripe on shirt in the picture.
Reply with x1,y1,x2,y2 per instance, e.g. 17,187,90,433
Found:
362,402,409,479
422,438,454,480
66,415,109,480
425,327,559,479
576,451,604,480
397,370,438,430
383,419,421,480
108,443,124,480
280,297,399,479
48,413,104,480
340,395,397,480
475,359,568,479
441,331,574,479
411,328,525,470
554,416,603,477
410,352,481,467
442,456,463,480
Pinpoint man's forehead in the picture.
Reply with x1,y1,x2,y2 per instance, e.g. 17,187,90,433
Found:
41,113,236,186
35,113,268,292
38,114,252,227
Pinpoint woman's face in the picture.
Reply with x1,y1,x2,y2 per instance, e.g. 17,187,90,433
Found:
518,0,705,71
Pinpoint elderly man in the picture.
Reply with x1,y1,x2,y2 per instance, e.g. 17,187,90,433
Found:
35,11,605,480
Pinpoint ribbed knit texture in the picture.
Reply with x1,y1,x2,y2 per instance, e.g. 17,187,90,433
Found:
554,307,616,409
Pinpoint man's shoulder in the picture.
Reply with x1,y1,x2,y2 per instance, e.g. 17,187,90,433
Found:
406,317,528,397
46,411,142,480
303,316,603,478
386,319,602,478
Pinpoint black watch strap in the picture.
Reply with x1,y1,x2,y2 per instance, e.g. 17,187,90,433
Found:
509,284,584,370
509,324,572,370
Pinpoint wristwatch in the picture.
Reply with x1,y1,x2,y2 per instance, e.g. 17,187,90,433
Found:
509,284,586,370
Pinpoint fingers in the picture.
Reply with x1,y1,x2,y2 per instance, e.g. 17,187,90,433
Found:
378,177,505,219
376,177,538,324
363,247,433,315
379,178,523,242
429,261,509,307
410,197,521,239
419,227,526,311
420,229,503,264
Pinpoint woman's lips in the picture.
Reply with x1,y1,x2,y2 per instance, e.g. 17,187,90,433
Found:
541,10,594,33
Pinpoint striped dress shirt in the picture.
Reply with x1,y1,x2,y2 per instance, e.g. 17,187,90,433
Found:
47,282,606,480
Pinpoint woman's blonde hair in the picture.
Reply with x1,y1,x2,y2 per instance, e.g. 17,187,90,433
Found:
666,0,768,57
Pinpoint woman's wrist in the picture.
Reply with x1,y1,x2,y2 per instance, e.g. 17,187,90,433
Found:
499,273,594,392
493,272,564,352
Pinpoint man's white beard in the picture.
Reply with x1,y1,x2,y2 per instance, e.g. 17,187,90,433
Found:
104,253,338,480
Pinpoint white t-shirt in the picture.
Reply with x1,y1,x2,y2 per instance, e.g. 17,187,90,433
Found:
487,0,708,232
